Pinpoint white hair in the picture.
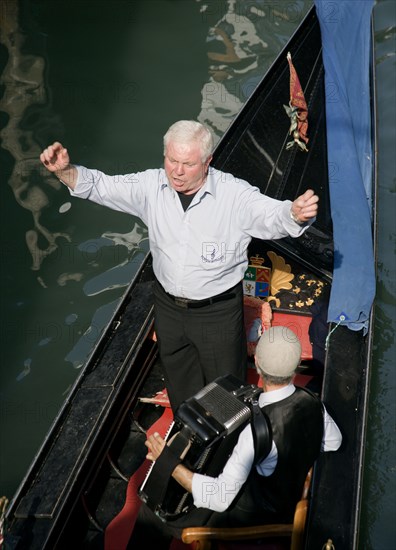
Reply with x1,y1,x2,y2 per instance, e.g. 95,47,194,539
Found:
163,120,214,162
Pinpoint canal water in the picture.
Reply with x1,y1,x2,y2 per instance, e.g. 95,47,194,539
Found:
0,1,394,547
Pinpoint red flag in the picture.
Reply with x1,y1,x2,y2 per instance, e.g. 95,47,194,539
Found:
284,52,309,151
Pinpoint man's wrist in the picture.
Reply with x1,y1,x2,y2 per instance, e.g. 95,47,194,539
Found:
290,208,304,225
55,165,76,187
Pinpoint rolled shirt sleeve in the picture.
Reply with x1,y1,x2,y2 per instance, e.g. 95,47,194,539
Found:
69,165,150,221
238,185,313,239
192,424,256,512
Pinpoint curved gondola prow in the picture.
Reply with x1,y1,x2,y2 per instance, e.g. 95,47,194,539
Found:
212,8,332,281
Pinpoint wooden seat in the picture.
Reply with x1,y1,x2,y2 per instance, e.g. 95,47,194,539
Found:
181,469,312,550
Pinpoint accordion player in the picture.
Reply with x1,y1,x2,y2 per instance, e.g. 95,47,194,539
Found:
138,374,272,521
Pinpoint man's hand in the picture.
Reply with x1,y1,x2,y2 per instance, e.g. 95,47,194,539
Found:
145,432,194,492
40,142,70,172
40,142,77,189
291,189,319,223
145,432,166,462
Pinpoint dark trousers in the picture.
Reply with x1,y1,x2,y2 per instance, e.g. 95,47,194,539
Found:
127,492,282,549
127,502,213,549
153,280,247,411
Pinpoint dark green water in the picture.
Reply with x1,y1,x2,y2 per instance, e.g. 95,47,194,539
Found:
359,1,396,548
0,1,394,547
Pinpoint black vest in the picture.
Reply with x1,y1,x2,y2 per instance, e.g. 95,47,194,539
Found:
224,387,324,524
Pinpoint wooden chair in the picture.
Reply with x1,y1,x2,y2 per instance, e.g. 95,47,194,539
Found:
181,469,312,550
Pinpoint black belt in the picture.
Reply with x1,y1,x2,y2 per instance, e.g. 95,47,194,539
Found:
162,284,238,309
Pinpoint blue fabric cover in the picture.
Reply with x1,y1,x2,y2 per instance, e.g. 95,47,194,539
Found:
314,0,375,332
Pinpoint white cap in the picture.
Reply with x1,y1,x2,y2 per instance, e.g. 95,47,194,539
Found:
255,326,301,377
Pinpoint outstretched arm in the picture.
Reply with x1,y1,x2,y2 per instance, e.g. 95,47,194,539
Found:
40,142,78,190
290,189,319,224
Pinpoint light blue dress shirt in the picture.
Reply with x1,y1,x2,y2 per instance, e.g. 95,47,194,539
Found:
70,166,309,299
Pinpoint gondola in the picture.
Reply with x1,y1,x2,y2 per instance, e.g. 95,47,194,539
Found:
2,2,376,549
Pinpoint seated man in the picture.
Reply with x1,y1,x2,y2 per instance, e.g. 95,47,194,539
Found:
128,326,342,548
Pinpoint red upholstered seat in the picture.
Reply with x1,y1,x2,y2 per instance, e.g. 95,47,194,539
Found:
271,311,313,361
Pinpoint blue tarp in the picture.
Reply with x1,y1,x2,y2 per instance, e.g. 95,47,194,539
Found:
314,0,376,332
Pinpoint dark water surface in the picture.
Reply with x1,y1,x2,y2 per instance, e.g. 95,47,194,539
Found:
359,1,396,548
0,1,394,547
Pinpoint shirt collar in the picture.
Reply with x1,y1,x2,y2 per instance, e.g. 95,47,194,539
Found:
258,383,296,406
160,167,216,199
200,167,216,198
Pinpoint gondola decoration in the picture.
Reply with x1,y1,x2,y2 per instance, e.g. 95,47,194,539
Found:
283,51,309,152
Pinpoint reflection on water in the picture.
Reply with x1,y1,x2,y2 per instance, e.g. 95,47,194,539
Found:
0,0,152,498
197,0,312,142
0,1,71,271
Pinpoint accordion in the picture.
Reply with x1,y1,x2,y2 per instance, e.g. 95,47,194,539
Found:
139,374,266,521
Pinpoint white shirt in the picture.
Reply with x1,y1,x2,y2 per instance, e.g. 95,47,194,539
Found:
70,166,310,299
191,384,342,512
